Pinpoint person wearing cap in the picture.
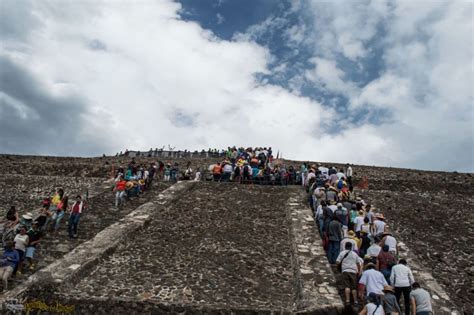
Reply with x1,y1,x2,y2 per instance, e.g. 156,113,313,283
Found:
0,241,19,291
382,285,401,315
13,226,29,275
358,262,388,299
390,259,415,315
359,292,384,315
337,242,363,305
410,282,432,315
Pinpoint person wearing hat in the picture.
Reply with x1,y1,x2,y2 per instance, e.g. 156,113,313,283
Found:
20,212,34,230
372,213,387,236
340,230,360,253
382,285,401,315
358,262,388,299
0,241,19,291
359,292,384,315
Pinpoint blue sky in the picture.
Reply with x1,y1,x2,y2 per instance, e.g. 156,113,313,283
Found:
0,0,472,171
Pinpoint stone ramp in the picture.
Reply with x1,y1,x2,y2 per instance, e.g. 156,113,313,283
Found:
0,181,192,312
2,182,344,314
3,181,172,291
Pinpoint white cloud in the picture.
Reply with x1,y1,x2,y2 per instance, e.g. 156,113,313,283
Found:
296,0,474,172
1,0,472,172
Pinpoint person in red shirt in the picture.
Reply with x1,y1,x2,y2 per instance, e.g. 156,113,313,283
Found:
114,176,127,208
68,195,86,239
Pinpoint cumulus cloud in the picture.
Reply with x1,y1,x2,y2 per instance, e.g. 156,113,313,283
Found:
290,0,473,172
0,0,472,172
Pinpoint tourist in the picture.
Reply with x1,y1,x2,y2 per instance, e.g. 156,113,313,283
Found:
346,164,353,186
194,167,202,181
327,216,343,264
51,195,68,233
358,292,384,315
358,262,388,298
410,282,432,315
212,162,222,182
334,203,349,236
50,188,64,213
372,213,387,236
36,204,51,232
315,200,326,236
367,237,382,261
4,206,19,228
164,163,171,182
25,222,41,271
382,285,402,315
390,259,415,315
377,245,396,284
13,226,29,275
381,232,398,257
0,241,19,291
114,175,127,208
300,163,308,186
365,204,375,224
337,242,363,305
221,162,233,182
326,186,338,203
354,210,365,237
68,195,86,238
340,230,359,253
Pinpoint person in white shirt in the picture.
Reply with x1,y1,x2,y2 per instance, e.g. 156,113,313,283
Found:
381,233,398,256
346,164,353,186
13,226,29,275
336,242,363,305
359,263,388,298
354,210,365,235
194,168,202,181
372,214,386,236
410,282,433,315
366,238,382,260
391,259,415,315
359,292,384,315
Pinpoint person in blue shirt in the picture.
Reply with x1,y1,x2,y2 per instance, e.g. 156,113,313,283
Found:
0,241,19,291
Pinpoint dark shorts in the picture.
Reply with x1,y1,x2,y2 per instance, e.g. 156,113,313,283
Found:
341,272,357,289
16,249,25,261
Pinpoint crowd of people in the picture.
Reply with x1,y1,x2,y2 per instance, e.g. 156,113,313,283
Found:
0,188,91,291
0,147,435,315
305,164,433,315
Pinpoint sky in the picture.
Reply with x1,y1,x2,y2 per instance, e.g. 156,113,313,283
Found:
0,0,473,172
